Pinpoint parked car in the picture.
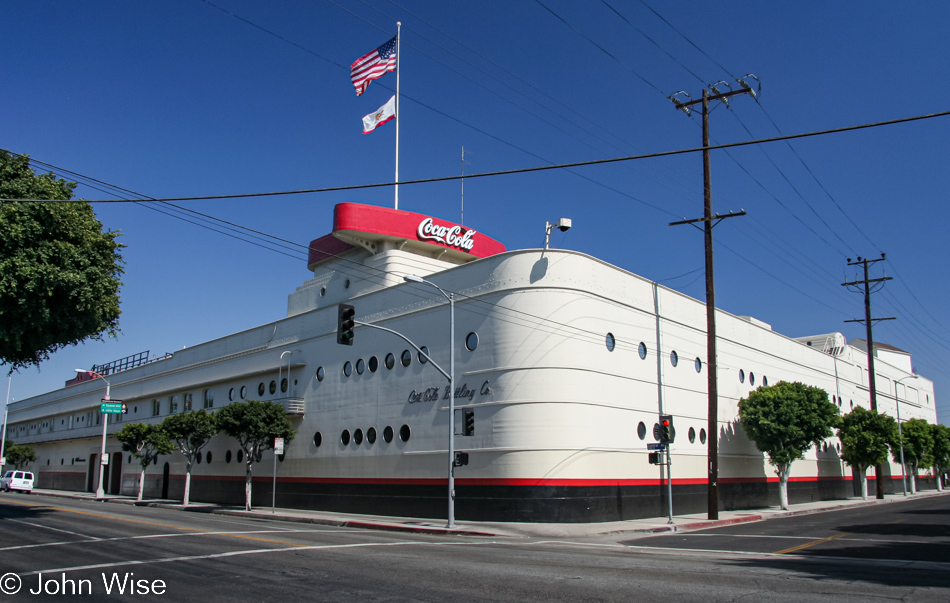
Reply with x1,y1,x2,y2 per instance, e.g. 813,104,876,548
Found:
0,470,34,493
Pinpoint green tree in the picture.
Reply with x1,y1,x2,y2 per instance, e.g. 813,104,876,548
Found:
4,443,36,470
930,424,950,491
836,407,897,500
738,381,840,510
216,400,295,511
116,423,174,501
893,418,934,494
0,150,124,370
162,410,217,506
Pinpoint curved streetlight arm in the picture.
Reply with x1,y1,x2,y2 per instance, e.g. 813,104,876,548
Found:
354,320,450,382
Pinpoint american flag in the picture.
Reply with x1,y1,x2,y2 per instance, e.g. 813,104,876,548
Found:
350,36,397,96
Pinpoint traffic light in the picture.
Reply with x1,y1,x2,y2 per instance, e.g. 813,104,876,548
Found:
121,403,128,414
659,415,673,445
337,304,355,345
462,408,475,436
648,452,661,465
454,451,469,467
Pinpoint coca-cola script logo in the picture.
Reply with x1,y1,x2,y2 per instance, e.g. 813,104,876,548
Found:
417,218,476,252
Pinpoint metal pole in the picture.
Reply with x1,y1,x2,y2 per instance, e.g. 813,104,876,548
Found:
272,444,277,513
666,449,673,524
393,21,401,210
98,379,111,499
1,375,11,468
701,89,720,521
448,292,456,529
893,374,918,497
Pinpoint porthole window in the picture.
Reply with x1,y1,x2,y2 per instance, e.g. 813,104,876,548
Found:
739,370,745,384
399,424,411,442
343,361,353,377
281,378,288,393
341,429,351,445
345,279,350,289
832,395,837,405
229,388,236,402
226,450,232,463
240,386,247,399
637,421,647,440
383,425,394,443
401,350,412,367
763,376,769,387
688,427,696,443
313,432,322,447
749,373,755,386
639,342,647,360
356,358,365,374
385,353,395,370
369,356,379,372
367,427,377,444
606,333,616,352
320,287,326,297
258,382,266,396
466,332,478,351
354,428,364,445
316,366,325,382
652,423,660,442
269,380,277,395
700,428,707,444
670,350,678,367
418,346,429,364
694,357,702,373
237,450,244,463
196,452,202,464
206,451,212,464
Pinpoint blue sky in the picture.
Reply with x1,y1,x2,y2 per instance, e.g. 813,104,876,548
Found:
3,1,949,424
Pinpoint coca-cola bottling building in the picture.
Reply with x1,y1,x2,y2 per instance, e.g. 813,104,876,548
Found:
6,203,939,521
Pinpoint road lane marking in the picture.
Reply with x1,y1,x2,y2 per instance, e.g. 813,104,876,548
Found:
7,518,101,540
773,532,850,555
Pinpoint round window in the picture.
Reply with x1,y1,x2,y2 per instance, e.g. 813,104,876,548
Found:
341,429,351,445
354,428,364,445
466,332,478,351
688,427,696,443
637,421,646,440
313,432,322,447
258,382,266,396
763,376,768,387
418,346,429,364
206,451,212,464
606,333,616,352
739,370,745,384
670,350,678,367
385,353,395,370
401,350,412,367
694,357,702,373
226,450,232,463
356,358,365,374
749,372,755,386
399,424,411,442
383,425,394,443
240,385,247,399
229,388,236,402
367,427,377,444
369,356,379,372
237,450,244,463
639,342,647,360
699,428,707,444
316,366,325,382
281,378,288,393
269,380,277,395
343,361,352,377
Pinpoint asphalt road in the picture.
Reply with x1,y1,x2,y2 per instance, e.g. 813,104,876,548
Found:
0,493,947,602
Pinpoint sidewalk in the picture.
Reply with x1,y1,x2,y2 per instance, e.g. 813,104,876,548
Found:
20,487,949,539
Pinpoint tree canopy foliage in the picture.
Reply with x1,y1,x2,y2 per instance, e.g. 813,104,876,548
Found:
836,406,896,499
162,410,217,506
931,424,950,489
894,418,934,494
216,399,296,511
4,443,36,470
116,422,174,501
738,381,840,509
0,150,124,370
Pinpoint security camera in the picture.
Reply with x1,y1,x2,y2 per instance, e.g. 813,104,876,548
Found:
555,218,572,232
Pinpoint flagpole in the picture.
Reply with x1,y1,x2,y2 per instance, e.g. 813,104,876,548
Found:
394,21,401,210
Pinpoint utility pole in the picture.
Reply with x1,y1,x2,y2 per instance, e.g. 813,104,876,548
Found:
669,76,758,520
842,253,894,499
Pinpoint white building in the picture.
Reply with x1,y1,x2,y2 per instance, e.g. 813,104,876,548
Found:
3,203,938,522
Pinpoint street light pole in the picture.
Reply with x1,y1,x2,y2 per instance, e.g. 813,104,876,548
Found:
1,375,11,469
894,374,920,497
404,274,456,529
76,369,111,499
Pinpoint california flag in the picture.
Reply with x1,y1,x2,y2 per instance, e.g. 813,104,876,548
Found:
362,96,396,134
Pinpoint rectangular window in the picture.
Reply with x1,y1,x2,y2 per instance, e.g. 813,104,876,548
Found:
152,399,161,416
203,389,214,409
183,393,193,412
169,395,179,415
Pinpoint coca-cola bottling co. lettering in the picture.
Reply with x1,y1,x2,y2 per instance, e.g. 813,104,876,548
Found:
416,218,476,251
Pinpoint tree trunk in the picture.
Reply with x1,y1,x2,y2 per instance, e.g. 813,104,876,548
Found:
245,458,253,512
859,466,868,500
138,467,146,501
909,464,918,494
777,464,790,510
183,459,193,507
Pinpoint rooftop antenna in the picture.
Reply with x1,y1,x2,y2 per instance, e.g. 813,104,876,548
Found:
461,145,471,225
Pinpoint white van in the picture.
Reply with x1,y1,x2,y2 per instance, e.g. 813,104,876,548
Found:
0,470,35,493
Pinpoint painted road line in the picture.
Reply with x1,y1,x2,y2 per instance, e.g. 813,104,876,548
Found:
774,532,850,555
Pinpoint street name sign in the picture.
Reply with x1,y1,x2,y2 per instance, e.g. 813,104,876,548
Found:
100,401,125,414
647,443,666,451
